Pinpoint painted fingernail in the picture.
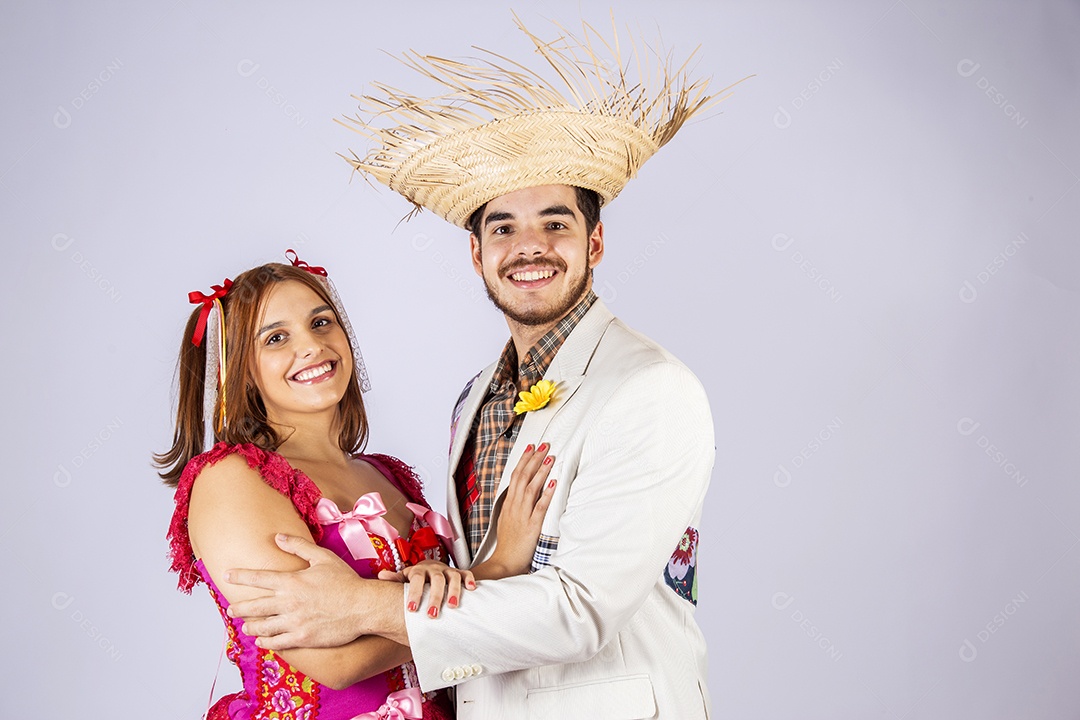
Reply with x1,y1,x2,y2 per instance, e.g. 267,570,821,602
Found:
543,456,553,465
525,444,534,452
466,580,476,589
448,596,458,607
408,601,418,612
428,606,439,618
548,479,556,489
538,443,549,452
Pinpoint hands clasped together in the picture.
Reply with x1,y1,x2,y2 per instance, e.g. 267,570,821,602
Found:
226,444,557,650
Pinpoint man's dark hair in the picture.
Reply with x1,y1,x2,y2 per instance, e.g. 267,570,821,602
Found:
466,187,601,241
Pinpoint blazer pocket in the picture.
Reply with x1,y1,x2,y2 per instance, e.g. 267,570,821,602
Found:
526,674,656,720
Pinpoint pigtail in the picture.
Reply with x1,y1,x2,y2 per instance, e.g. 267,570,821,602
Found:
153,308,209,486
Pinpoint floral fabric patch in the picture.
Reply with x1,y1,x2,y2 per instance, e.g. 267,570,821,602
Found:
664,527,699,605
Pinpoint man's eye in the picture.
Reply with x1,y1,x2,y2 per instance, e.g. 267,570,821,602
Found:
492,225,511,235
548,222,566,230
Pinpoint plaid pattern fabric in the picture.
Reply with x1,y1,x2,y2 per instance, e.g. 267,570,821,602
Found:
458,291,597,556
530,533,560,572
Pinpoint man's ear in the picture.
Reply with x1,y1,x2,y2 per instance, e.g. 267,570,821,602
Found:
587,221,605,268
469,233,483,277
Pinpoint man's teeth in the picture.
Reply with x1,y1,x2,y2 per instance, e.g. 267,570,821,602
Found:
511,269,555,282
294,362,333,382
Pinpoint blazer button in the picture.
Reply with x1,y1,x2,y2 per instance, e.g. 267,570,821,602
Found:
471,663,483,676
453,666,466,679
441,668,455,682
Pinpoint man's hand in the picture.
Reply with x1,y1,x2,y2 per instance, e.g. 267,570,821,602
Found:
226,533,371,650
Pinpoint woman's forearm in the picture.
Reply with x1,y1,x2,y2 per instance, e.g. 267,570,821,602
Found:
280,635,413,691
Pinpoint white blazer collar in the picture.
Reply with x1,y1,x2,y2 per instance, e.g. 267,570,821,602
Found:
464,299,616,563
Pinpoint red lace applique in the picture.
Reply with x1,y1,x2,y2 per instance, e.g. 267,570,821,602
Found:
364,454,428,508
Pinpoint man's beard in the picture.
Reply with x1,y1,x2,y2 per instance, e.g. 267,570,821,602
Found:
483,259,590,327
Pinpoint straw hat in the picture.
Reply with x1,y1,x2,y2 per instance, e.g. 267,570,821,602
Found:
338,15,741,229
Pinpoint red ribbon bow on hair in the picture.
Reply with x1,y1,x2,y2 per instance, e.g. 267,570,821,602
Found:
188,279,233,346
285,248,327,276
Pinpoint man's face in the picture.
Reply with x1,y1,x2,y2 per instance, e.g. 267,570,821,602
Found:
469,185,604,328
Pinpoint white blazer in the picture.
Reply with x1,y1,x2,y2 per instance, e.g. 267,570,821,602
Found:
406,300,715,719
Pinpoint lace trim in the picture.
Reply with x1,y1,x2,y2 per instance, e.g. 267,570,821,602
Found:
167,444,431,593
167,442,325,593
363,453,428,509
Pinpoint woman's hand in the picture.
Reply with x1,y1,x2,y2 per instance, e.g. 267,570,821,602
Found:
378,561,475,618
477,443,557,580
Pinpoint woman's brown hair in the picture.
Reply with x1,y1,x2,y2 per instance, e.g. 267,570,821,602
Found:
154,263,369,485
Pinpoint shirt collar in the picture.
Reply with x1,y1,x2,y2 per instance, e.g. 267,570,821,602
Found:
490,290,597,392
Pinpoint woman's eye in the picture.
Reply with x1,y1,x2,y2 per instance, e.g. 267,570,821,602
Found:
312,317,332,329
266,332,285,345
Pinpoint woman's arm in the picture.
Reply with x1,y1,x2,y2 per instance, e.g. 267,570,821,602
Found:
389,445,557,616
470,443,557,580
188,454,410,690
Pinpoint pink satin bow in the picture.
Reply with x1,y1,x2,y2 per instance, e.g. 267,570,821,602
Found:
406,503,457,544
349,687,423,720
315,493,398,561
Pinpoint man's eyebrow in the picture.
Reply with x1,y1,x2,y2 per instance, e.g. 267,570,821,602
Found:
538,204,575,218
484,211,513,229
257,305,333,336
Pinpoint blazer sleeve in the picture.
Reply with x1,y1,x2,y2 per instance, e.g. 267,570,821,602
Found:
405,360,716,690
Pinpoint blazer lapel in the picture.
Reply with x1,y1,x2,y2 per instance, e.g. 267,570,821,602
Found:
471,300,616,562
445,364,496,568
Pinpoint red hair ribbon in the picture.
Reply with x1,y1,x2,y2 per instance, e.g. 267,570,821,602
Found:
285,248,327,276
187,279,233,347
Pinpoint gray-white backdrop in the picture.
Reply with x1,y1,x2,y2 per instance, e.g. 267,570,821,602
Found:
3,1,1077,718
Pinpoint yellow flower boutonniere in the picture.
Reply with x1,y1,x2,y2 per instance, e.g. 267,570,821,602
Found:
514,379,558,415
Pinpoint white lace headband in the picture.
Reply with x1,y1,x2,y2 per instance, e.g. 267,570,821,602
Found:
284,248,371,394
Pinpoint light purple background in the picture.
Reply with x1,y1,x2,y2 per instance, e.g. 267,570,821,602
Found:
3,1,1078,718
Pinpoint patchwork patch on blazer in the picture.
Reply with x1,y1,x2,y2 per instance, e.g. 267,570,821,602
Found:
449,371,482,453
530,534,560,572
664,527,699,605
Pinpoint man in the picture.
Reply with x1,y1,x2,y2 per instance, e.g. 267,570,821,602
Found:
228,17,728,718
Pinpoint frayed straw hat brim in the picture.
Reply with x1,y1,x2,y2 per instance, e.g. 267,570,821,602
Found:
339,14,745,228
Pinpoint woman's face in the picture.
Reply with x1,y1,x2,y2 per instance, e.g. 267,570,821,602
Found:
252,280,354,423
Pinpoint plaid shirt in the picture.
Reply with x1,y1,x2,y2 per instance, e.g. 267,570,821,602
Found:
457,291,597,556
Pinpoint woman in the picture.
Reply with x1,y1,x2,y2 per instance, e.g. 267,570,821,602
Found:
156,253,554,719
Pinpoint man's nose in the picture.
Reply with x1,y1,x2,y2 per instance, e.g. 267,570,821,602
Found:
514,225,548,255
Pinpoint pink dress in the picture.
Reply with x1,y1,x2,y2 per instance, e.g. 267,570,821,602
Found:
168,442,454,720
